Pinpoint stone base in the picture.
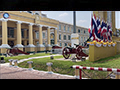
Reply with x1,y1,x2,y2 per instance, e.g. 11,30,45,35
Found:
25,47,35,53
14,44,24,48
0,44,11,54
46,44,52,51
36,47,45,52
46,47,52,51
25,44,36,53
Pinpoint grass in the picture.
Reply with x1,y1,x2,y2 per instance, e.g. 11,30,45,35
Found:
1,53,55,63
18,54,120,79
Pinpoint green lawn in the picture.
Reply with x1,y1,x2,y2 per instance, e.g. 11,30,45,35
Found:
18,54,120,79
1,53,54,63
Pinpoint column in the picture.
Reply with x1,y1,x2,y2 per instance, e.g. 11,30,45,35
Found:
29,23,33,45
33,30,36,45
46,26,52,51
25,23,35,53
36,25,45,53
54,28,58,46
14,21,24,50
0,19,11,53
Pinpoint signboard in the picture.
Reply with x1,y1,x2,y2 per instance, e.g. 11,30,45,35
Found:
2,12,11,19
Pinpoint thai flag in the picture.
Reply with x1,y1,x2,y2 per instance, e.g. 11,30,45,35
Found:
107,24,112,41
88,25,92,38
88,14,93,40
98,19,104,34
100,21,108,42
97,17,101,31
101,21,107,36
91,14,102,42
96,16,102,41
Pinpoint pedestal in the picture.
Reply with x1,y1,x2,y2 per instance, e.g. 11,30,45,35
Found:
36,44,45,53
46,44,52,52
25,44,36,53
71,33,79,47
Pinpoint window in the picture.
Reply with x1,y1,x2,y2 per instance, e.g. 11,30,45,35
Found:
43,43,45,46
68,35,71,40
64,25,66,31
21,29,24,38
43,32,45,38
84,37,85,41
78,29,80,33
8,28,14,38
81,37,83,41
81,29,83,34
63,35,66,40
68,26,69,32
36,32,39,39
59,25,61,30
71,27,73,33
59,34,61,40
60,43,62,46
64,43,67,46
79,36,80,41
84,30,86,34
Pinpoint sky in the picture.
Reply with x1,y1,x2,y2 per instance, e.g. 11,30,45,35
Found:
41,11,120,29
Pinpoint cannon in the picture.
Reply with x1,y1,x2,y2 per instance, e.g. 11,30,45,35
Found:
7,47,30,56
62,44,88,60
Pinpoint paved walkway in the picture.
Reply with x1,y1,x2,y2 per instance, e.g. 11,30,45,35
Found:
0,66,75,79
0,54,76,79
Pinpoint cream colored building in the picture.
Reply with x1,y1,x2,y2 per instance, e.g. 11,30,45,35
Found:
0,11,89,55
57,21,89,47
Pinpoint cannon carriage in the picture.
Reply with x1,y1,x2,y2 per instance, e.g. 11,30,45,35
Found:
62,44,88,60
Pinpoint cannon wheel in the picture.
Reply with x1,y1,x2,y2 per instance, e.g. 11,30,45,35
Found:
76,46,82,60
62,47,70,59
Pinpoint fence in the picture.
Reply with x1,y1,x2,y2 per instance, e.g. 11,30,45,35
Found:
71,65,120,79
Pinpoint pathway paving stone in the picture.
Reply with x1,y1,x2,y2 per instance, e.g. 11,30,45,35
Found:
0,66,75,79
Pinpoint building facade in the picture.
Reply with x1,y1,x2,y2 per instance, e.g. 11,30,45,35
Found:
0,11,89,54
57,21,89,47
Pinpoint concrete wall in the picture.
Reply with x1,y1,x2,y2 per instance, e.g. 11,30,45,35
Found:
89,44,117,62
116,41,120,54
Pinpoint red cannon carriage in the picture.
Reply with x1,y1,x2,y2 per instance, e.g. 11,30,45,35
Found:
7,47,29,56
62,44,88,60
